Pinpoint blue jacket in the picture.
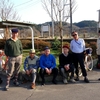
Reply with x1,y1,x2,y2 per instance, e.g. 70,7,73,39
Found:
40,54,56,69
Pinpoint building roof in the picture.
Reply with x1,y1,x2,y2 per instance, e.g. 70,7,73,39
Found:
0,20,34,28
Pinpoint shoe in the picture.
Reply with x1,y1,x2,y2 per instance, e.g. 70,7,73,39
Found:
74,77,79,81
13,81,19,86
52,80,57,84
0,78,3,84
41,81,45,86
63,78,68,84
84,77,89,83
31,83,35,89
98,78,100,80
70,78,76,83
4,84,9,91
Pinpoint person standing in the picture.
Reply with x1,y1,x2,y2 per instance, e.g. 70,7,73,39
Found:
4,28,23,91
59,45,75,84
70,31,89,83
23,49,39,89
39,46,58,85
96,30,100,65
96,30,100,80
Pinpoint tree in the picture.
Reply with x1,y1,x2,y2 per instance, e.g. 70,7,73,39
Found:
0,0,20,39
0,0,20,21
41,0,77,52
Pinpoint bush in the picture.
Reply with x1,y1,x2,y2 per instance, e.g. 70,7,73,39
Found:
51,37,61,50
34,39,51,50
21,39,32,49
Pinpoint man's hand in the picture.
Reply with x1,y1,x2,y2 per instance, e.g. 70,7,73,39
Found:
45,68,52,75
64,64,70,71
26,70,30,75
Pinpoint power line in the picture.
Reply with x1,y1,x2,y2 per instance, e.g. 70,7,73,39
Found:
14,0,40,8
14,0,41,12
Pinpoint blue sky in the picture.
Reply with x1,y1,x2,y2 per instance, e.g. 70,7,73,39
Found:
11,0,100,24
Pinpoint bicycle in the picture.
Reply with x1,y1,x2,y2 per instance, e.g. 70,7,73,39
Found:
79,47,93,76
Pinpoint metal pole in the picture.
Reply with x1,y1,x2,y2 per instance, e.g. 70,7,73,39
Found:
97,10,100,33
2,22,34,50
51,0,54,38
70,0,72,34
29,26,34,49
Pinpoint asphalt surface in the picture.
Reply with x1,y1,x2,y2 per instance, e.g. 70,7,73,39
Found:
0,67,100,100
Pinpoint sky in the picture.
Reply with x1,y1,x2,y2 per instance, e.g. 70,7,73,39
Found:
11,0,100,24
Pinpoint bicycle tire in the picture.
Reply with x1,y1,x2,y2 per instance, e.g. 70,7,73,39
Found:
78,67,82,76
84,55,93,71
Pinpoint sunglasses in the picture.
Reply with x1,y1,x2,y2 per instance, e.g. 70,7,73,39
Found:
72,34,77,36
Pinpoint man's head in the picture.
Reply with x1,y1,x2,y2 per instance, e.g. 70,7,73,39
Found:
11,28,19,39
29,49,35,58
44,46,50,56
62,45,69,54
71,31,78,40
11,28,18,33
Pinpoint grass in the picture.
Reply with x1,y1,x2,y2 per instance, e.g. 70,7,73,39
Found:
20,49,60,71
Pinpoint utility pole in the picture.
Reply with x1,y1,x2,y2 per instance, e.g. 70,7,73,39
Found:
98,10,100,32
51,0,54,38
70,0,72,35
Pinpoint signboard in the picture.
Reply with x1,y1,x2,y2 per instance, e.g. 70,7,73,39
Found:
41,25,49,32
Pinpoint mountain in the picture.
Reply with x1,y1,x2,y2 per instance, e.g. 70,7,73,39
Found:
73,20,97,28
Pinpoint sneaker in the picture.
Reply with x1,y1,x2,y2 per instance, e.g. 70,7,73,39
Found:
0,78,3,84
98,78,100,80
13,81,19,86
41,81,45,86
63,78,68,84
52,80,57,84
31,83,35,89
70,78,76,83
84,77,89,83
4,84,9,91
74,77,79,81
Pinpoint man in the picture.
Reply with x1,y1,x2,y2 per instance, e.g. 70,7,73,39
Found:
70,31,89,83
39,46,58,85
4,28,23,91
59,45,75,84
96,30,100,80
23,49,39,89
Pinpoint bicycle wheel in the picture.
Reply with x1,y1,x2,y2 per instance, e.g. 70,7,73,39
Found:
84,55,93,71
78,66,82,76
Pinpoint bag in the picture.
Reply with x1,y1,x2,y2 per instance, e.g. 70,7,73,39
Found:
96,60,100,69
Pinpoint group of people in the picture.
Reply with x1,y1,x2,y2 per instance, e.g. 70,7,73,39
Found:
0,28,99,91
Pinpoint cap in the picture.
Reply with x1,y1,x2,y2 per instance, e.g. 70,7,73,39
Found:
44,46,50,50
29,49,35,53
62,45,69,49
11,28,18,33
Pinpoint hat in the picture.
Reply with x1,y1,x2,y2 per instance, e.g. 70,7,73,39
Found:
63,45,69,49
29,49,35,53
11,28,18,33
44,46,50,50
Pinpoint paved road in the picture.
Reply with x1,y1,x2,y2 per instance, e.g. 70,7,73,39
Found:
0,68,100,100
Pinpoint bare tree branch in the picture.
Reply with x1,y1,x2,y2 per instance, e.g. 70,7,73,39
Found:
0,0,20,21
